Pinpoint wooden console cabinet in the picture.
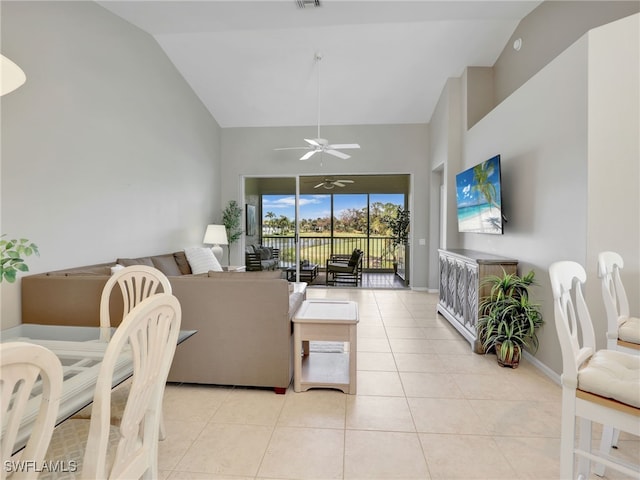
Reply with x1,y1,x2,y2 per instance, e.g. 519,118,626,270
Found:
437,249,517,353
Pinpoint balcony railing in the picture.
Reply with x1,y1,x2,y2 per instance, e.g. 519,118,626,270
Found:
261,235,396,271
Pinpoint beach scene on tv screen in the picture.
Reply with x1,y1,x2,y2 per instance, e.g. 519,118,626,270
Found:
456,156,503,234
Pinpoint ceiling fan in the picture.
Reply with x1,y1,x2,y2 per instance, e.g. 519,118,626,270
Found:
313,178,355,190
275,53,360,161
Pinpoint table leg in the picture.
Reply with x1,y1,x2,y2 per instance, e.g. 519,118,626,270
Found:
294,324,302,392
349,324,357,394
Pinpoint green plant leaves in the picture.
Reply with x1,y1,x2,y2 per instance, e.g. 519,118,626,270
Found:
221,201,243,245
0,235,39,283
477,269,543,354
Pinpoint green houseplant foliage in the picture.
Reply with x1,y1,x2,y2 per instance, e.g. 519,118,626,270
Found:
221,200,243,264
0,236,39,283
383,207,410,267
386,207,410,247
477,270,543,368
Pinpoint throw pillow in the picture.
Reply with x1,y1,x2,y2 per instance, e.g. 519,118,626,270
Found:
151,254,182,276
111,264,125,275
184,247,223,274
173,251,192,275
348,249,362,267
258,246,273,260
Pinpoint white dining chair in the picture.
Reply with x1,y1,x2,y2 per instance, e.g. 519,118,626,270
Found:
549,261,640,479
598,251,640,353
99,264,172,341
42,293,182,479
1,342,63,480
76,265,171,440
594,251,640,476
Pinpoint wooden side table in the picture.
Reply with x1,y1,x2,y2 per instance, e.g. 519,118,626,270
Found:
292,300,359,394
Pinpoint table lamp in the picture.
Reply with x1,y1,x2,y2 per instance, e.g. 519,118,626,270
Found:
203,224,228,263
1,54,27,96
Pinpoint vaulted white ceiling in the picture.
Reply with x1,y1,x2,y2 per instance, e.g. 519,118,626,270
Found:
98,1,540,128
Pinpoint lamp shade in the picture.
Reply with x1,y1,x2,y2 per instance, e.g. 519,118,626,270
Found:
1,54,26,96
203,224,228,246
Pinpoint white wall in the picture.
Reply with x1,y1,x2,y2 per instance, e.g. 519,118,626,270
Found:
428,77,463,289
1,2,221,327
220,124,431,288
585,13,640,328
439,14,639,375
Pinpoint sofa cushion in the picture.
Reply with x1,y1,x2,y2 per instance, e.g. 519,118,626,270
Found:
151,254,182,276
66,266,112,276
208,270,282,279
117,256,154,267
184,246,223,274
173,251,192,275
288,292,305,320
258,246,273,260
348,249,362,267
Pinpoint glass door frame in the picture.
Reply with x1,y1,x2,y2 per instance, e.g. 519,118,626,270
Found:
241,174,303,282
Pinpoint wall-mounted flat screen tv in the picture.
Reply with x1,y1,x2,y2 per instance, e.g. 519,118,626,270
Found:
456,154,504,234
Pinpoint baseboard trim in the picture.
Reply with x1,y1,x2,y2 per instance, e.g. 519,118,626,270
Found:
523,351,560,385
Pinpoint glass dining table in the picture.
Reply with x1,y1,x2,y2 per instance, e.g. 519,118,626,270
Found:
1,323,196,454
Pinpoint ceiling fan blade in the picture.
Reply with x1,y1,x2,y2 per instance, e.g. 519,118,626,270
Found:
300,150,317,161
304,138,321,147
327,143,360,149
337,179,354,184
313,182,325,188
325,149,350,160
333,182,346,187
274,146,311,151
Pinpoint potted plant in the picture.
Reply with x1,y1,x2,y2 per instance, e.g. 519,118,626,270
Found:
477,269,543,368
1,235,39,283
221,200,243,265
383,207,410,272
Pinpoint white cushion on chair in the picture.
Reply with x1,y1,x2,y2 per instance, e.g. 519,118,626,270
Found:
619,316,640,344
578,349,640,408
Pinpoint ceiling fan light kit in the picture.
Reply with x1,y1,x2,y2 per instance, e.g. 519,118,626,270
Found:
314,178,355,189
275,52,360,161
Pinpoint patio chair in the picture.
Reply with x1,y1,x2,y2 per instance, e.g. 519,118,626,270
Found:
326,249,363,286
549,261,640,479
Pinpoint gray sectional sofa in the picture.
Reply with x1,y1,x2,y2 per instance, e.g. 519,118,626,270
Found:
21,251,304,393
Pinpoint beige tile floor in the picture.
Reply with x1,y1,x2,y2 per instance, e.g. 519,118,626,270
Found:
153,288,638,479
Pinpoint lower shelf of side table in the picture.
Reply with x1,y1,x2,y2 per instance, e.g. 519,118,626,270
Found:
299,352,351,393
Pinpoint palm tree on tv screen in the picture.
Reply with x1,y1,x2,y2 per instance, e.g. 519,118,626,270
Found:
472,161,498,212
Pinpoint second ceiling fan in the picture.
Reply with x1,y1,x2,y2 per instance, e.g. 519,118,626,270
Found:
314,178,355,189
275,53,360,161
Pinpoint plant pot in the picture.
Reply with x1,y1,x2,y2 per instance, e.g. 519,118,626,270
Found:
495,343,521,368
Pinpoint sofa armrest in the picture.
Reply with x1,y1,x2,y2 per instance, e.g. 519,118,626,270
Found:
245,251,263,271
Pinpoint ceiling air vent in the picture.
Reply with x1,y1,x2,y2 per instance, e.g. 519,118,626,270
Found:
296,0,321,8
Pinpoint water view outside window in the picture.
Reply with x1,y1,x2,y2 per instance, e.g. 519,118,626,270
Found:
261,193,404,269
